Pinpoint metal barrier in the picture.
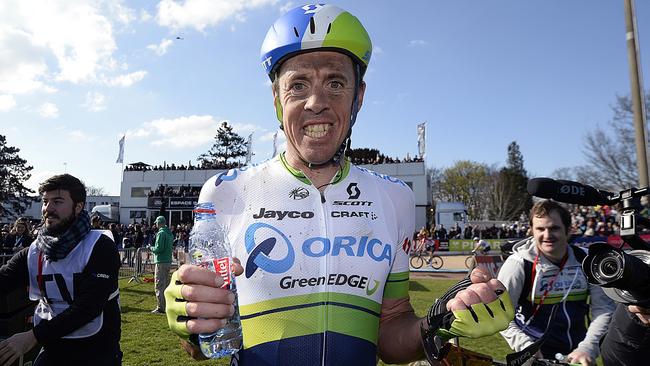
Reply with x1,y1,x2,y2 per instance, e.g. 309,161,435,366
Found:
0,254,14,267
121,247,185,283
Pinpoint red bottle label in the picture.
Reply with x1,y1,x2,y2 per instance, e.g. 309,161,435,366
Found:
214,257,231,289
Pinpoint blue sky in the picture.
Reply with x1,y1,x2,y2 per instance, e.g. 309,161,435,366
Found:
1,1,649,195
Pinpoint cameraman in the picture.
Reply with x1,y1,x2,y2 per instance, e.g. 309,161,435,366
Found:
600,304,650,365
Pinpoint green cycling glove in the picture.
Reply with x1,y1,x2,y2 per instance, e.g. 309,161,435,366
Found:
164,270,191,339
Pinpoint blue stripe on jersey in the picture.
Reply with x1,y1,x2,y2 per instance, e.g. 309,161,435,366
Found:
236,331,376,366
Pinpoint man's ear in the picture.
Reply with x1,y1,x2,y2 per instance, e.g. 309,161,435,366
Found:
75,202,84,216
356,80,367,112
273,91,283,126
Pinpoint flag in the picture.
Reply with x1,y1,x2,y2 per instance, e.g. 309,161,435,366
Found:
417,122,426,160
245,133,253,164
116,135,125,163
271,130,279,158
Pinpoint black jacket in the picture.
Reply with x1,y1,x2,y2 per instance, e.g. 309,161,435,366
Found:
600,303,650,366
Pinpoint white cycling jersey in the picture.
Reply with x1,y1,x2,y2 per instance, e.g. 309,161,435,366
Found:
197,154,415,366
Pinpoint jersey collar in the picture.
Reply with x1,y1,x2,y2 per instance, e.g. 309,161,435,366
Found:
279,152,350,186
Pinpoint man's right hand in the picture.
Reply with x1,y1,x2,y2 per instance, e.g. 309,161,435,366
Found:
165,260,244,341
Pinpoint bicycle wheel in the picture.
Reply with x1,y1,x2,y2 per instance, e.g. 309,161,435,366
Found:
430,255,443,269
410,255,424,269
465,256,475,269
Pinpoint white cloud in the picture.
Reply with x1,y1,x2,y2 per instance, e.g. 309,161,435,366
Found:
105,70,147,87
129,115,219,148
129,115,263,148
408,40,429,47
156,0,277,32
39,102,59,118
373,46,384,55
147,38,173,56
68,130,96,142
83,91,107,111
0,94,16,111
25,170,58,193
0,0,141,100
140,9,153,22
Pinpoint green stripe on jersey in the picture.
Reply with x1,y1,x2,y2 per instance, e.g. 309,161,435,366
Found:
383,271,409,299
239,292,381,348
533,291,588,304
279,153,351,185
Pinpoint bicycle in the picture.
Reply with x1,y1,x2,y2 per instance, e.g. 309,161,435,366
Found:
410,249,444,269
464,250,489,269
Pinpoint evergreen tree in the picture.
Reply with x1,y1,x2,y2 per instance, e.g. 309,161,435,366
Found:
197,121,247,168
489,141,532,221
0,135,34,219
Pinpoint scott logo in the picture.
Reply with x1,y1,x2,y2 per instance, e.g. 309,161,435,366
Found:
253,208,314,220
244,223,392,277
347,182,360,199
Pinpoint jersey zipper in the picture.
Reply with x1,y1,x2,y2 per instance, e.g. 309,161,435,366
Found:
318,185,330,366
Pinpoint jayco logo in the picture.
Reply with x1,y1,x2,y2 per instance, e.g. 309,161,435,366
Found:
253,208,314,220
244,223,392,278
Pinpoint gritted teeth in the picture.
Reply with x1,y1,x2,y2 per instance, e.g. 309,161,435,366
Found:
304,124,330,138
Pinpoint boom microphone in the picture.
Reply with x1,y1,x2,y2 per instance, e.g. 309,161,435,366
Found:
527,178,612,206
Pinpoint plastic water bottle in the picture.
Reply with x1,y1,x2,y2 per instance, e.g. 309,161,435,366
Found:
189,203,242,358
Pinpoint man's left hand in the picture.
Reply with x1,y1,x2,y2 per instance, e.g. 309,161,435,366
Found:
628,305,650,326
0,330,38,366
566,349,594,366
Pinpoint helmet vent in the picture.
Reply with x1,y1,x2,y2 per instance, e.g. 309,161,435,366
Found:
326,23,331,34
309,17,315,34
293,27,299,38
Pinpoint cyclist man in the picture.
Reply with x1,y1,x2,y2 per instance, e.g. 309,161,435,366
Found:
164,4,513,365
472,237,491,255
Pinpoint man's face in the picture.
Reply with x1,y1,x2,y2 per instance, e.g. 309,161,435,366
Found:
532,210,569,260
274,51,365,166
42,189,83,234
15,223,26,235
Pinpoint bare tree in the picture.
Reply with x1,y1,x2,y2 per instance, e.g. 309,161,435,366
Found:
86,186,107,196
580,92,650,191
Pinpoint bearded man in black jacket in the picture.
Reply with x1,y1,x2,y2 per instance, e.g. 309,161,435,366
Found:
0,174,122,366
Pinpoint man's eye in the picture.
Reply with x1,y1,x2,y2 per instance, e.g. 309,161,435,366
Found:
291,83,306,91
330,81,343,89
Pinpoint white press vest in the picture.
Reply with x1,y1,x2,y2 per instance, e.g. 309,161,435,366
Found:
27,230,119,339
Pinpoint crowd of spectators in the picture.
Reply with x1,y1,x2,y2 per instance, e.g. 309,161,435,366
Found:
415,203,648,245
570,205,622,237
1,218,37,256
124,151,424,172
90,219,193,254
148,184,201,198
125,161,243,172
346,148,424,165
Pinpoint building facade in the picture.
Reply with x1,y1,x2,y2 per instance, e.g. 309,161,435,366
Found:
119,161,431,230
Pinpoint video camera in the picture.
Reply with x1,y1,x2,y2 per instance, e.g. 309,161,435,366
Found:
528,177,650,306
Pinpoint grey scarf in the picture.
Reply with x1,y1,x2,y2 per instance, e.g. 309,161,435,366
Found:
36,210,91,261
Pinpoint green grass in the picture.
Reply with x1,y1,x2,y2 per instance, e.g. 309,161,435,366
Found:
120,277,595,365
